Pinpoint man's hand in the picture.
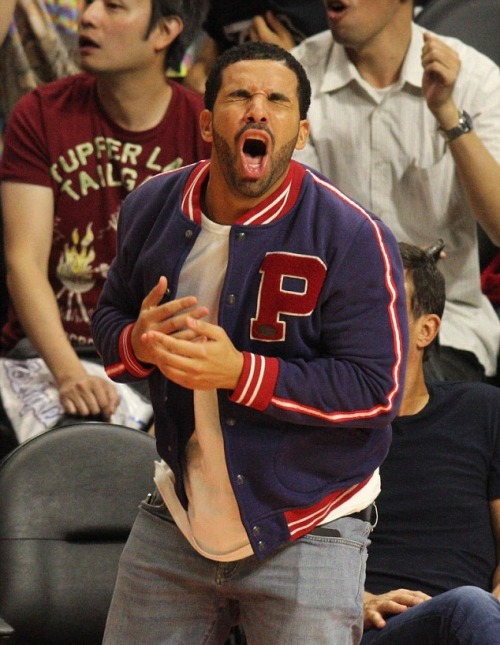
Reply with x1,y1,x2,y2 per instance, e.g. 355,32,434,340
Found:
363,589,431,630
140,316,244,391
131,276,209,366
421,32,461,127
58,371,120,420
250,11,296,51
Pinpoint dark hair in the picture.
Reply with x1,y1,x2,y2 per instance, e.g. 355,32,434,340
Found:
399,241,446,359
146,0,208,72
204,41,311,119
399,242,446,319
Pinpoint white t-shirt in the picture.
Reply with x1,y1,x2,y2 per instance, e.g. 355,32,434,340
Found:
155,213,379,561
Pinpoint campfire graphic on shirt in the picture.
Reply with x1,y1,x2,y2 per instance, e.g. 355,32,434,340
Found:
56,222,109,324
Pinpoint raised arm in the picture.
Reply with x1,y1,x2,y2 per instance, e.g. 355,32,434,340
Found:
422,32,500,245
184,13,296,95
249,11,296,51
1,181,119,419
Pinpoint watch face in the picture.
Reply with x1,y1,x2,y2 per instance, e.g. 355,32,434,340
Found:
439,110,473,141
461,111,473,130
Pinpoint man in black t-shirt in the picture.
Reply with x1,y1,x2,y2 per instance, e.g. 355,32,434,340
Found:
361,243,500,645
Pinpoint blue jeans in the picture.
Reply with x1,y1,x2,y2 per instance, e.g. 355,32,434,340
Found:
361,586,500,645
103,490,371,645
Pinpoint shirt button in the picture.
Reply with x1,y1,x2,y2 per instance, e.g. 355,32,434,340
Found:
236,232,246,242
167,445,172,452
185,229,193,239
257,541,266,552
252,525,261,537
226,294,236,305
235,474,245,485
226,417,236,427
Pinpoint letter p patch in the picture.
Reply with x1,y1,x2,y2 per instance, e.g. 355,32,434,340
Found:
251,252,327,342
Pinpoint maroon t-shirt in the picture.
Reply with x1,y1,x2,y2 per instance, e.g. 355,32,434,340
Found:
0,73,211,350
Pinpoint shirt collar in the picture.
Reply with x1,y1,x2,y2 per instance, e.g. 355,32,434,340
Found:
182,160,307,226
400,23,426,90
320,22,425,94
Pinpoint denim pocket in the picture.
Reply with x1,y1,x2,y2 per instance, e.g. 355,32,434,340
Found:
140,488,173,522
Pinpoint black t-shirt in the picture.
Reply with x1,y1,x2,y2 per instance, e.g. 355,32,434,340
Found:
203,0,329,51
366,381,500,596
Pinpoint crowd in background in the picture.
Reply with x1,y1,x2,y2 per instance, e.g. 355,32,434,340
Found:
0,1,499,643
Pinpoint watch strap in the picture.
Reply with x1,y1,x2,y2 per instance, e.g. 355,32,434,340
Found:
438,110,473,143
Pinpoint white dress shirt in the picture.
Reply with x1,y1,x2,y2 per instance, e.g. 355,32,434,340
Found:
293,24,500,375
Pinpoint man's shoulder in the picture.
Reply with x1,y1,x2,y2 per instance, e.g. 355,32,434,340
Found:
13,73,95,115
117,163,201,237
292,29,333,66
32,72,94,99
429,380,500,410
301,163,384,223
169,80,205,111
125,162,200,204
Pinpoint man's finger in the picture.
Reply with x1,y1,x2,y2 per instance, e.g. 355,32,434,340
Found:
141,276,169,311
184,316,220,340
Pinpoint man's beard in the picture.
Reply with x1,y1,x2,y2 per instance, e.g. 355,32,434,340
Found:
212,126,298,199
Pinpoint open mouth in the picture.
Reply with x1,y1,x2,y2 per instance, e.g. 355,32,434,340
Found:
78,35,99,49
326,1,347,15
240,133,270,178
244,138,267,160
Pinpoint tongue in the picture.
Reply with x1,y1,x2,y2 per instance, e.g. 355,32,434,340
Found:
242,152,266,178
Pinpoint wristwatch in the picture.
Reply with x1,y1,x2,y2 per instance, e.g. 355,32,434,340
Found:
438,110,473,143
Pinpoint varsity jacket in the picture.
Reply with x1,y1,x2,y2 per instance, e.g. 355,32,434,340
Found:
92,160,408,558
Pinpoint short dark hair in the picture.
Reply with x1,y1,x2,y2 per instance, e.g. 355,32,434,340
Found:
399,242,446,359
204,41,311,120
146,0,208,72
399,242,446,319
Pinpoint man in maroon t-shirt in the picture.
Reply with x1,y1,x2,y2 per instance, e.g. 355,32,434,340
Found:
0,0,211,424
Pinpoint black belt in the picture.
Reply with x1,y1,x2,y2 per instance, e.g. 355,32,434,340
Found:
309,503,376,537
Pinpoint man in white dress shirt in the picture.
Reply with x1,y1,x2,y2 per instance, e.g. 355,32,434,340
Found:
293,0,500,382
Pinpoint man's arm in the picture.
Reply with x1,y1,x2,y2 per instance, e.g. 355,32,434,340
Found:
363,589,431,631
2,181,119,418
184,13,296,94
490,498,500,599
422,33,500,245
249,12,295,50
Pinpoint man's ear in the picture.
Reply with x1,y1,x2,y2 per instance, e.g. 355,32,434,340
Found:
152,15,183,51
416,313,441,350
200,109,213,143
295,119,310,151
